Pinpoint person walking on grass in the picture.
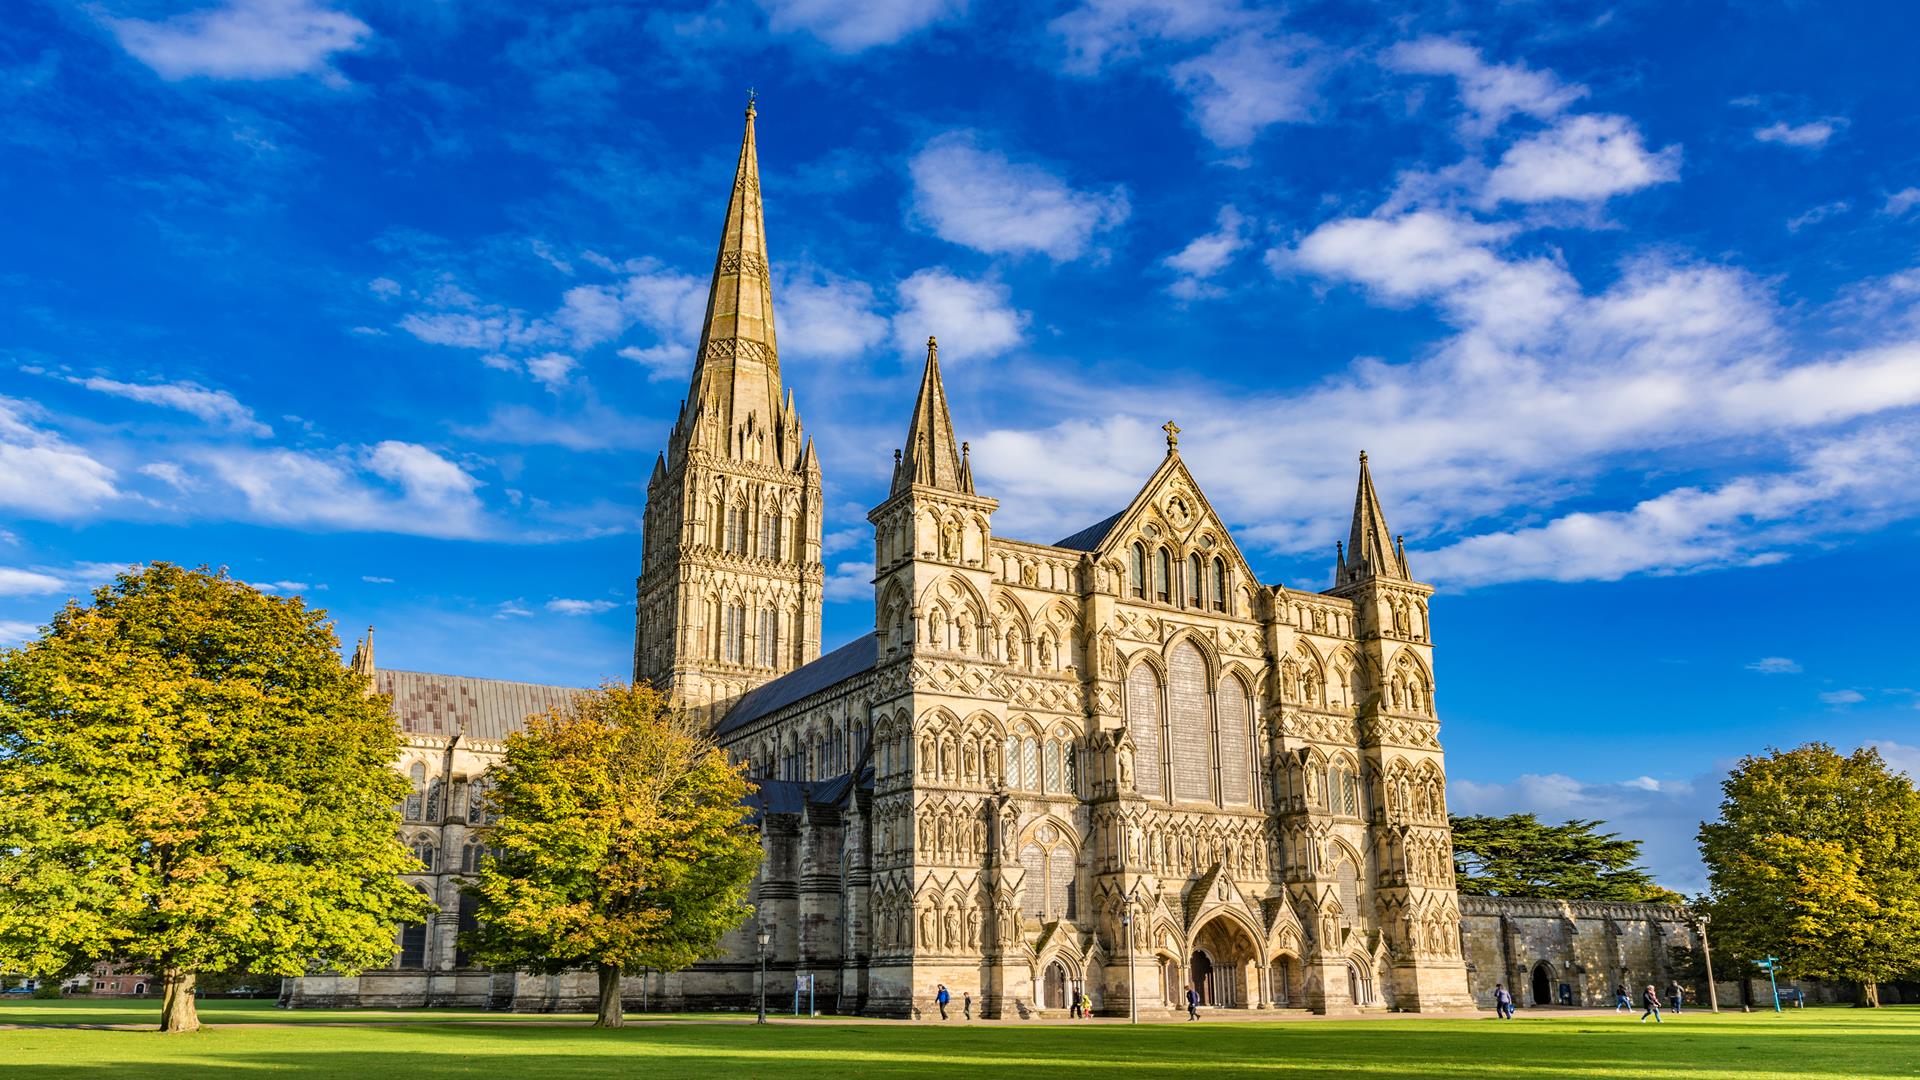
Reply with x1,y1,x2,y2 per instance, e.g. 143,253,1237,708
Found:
1667,981,1684,1014
1186,984,1201,1021
1080,989,1093,1019
936,984,950,1020
1640,984,1662,1024
963,991,972,1020
1494,983,1514,1020
1614,983,1631,1012
1069,988,1083,1019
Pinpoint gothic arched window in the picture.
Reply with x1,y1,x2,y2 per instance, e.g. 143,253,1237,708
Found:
1155,548,1172,603
1212,558,1228,612
1130,543,1147,599
1188,553,1203,608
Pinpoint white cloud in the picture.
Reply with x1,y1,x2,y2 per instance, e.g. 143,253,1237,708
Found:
1421,424,1920,585
779,271,890,360
823,560,874,602
1048,0,1253,75
1883,188,1920,218
909,131,1129,261
1753,118,1843,149
755,0,965,53
1167,31,1325,149
494,602,533,619
251,579,313,594
1484,114,1680,204
891,269,1028,362
72,376,271,436
967,206,1920,580
1450,771,1715,893
0,562,131,600
1746,657,1802,674
201,441,488,539
362,575,395,584
1819,689,1865,706
0,619,43,647
1163,205,1249,299
523,352,578,390
546,598,618,615
103,0,372,83
398,309,558,352
1786,200,1849,233
1384,37,1586,136
368,277,401,299
0,568,66,596
0,397,119,518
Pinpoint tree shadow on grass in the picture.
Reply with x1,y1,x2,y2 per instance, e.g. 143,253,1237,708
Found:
8,1015,1916,1080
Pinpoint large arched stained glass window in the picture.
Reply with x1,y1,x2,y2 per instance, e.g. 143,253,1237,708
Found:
1125,664,1163,798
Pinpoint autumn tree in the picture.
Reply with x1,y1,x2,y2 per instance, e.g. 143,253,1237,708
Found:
1698,743,1920,1006
464,682,761,1027
0,564,432,1032
1451,813,1681,902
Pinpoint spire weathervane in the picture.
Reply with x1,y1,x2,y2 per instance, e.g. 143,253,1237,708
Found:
746,86,757,116
1162,419,1181,451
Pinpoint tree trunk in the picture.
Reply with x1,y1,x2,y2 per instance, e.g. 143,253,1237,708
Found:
1860,980,1881,1008
595,963,624,1028
160,969,200,1033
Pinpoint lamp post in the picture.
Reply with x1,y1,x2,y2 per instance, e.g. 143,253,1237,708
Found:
756,926,772,1024
1122,902,1137,1025
1694,911,1720,1013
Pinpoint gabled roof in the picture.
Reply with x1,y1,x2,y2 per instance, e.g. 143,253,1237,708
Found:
1053,510,1124,551
743,763,875,818
378,669,586,742
716,633,878,737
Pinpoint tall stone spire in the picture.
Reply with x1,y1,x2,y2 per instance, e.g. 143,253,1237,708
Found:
893,336,972,495
349,626,375,680
1341,451,1406,584
678,95,784,463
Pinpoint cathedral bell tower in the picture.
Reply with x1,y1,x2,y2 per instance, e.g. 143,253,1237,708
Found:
634,99,825,724
1327,452,1473,1010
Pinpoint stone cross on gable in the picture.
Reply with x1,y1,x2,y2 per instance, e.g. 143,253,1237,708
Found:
1162,419,1181,450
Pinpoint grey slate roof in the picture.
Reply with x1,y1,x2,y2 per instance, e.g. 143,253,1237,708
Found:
378,668,586,742
715,634,878,737
743,764,874,818
1053,509,1124,551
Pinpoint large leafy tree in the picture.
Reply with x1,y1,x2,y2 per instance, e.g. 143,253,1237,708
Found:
1698,743,1920,1006
1451,813,1682,902
0,564,432,1032
465,682,761,1027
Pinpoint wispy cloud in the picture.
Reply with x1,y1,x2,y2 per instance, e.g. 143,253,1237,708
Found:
909,131,1129,261
0,397,118,519
1484,114,1680,204
1753,117,1845,150
102,0,372,84
891,270,1028,362
1746,657,1801,674
1163,204,1250,299
68,374,272,436
754,0,967,53
1385,37,1587,137
547,597,618,615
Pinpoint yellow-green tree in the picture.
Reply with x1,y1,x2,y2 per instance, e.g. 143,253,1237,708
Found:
0,564,432,1032
1698,743,1920,1006
465,682,761,1027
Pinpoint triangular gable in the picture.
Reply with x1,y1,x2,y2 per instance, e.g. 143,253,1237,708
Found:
1071,451,1264,589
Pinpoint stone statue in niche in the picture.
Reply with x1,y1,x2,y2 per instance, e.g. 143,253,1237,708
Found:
1116,745,1133,791
941,522,959,561
1021,562,1037,586
1038,636,1053,667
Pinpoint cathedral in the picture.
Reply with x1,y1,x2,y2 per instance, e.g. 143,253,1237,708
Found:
289,102,1700,1017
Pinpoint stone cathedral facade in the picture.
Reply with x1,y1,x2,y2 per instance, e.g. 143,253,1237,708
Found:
290,104,1703,1017
633,104,1475,1018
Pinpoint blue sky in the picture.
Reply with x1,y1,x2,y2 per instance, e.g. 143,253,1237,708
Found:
5,0,1920,891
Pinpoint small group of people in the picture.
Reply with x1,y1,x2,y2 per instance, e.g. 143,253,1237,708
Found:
931,983,1091,1020
1493,980,1687,1022
933,984,969,1020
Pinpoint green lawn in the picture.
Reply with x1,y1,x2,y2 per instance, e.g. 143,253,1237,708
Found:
3,999,1916,1079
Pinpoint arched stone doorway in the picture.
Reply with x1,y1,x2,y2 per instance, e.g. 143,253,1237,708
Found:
1531,962,1553,1006
1189,951,1215,1005
1190,916,1260,1007
1043,961,1069,1009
